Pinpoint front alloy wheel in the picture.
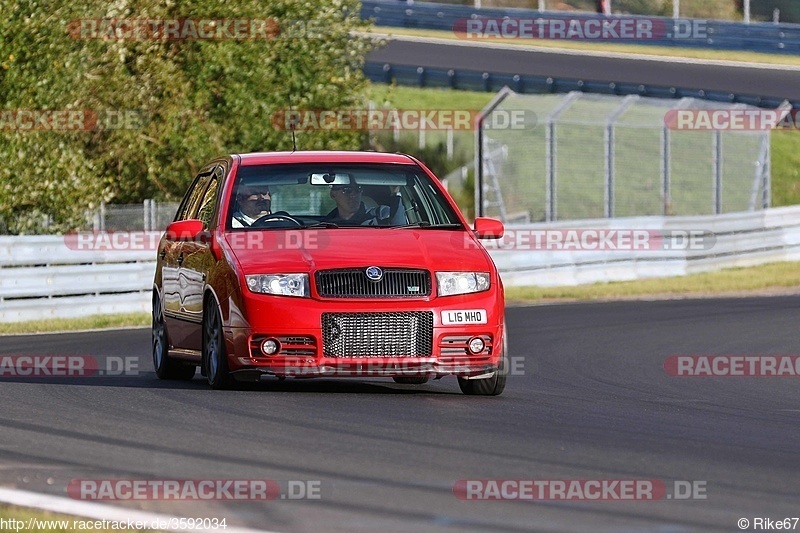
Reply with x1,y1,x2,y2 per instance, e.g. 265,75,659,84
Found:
203,300,232,390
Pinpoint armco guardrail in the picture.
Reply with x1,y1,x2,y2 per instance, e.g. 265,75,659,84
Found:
362,0,800,55
0,235,157,323
2,208,800,323
363,63,799,109
490,205,800,286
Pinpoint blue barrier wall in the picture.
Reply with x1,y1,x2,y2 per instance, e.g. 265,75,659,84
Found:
361,0,800,55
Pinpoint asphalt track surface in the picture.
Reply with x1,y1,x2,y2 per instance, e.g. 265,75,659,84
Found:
367,37,800,101
2,297,800,531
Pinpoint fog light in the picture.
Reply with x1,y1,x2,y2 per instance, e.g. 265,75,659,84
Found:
261,338,280,356
468,337,485,354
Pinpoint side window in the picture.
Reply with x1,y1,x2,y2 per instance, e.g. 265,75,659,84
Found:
196,177,219,230
176,172,212,221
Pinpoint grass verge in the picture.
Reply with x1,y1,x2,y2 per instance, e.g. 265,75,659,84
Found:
375,27,800,67
0,313,150,336
367,83,494,111
505,262,800,303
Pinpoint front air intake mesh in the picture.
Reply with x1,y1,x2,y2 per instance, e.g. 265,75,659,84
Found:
321,312,434,357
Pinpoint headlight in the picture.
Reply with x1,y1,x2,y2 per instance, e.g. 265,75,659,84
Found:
246,274,309,297
436,272,490,296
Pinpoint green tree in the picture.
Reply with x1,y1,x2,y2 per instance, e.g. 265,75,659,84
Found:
0,0,372,233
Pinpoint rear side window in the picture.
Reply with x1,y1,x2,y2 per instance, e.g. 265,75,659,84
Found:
196,177,220,230
176,170,213,221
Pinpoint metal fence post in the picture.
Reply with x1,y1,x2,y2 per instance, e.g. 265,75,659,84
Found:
546,120,555,222
368,100,376,148
661,125,671,216
603,95,637,218
713,130,722,214
544,92,581,222
604,125,614,218
143,199,150,232
750,135,770,211
446,127,454,161
474,86,515,219
763,137,771,209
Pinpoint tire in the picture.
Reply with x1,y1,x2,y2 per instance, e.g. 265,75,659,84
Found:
457,325,507,396
152,293,196,381
203,298,232,390
392,376,430,385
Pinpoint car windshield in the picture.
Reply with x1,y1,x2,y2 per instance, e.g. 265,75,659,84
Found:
228,163,462,229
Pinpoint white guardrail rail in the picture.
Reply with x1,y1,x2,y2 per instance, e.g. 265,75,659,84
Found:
2,206,800,323
0,233,158,323
492,205,800,287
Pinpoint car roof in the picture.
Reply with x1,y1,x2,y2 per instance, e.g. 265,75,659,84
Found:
236,151,418,166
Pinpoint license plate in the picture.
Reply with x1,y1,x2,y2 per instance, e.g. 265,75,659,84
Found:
441,309,487,325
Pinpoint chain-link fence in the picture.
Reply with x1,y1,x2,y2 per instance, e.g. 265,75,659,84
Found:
89,200,180,231
477,89,775,222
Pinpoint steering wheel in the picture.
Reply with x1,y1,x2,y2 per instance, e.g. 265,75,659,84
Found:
251,212,303,228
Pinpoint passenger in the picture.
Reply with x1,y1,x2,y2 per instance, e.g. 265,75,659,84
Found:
324,185,406,226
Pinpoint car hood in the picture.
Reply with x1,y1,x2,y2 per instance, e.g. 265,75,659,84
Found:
225,228,492,273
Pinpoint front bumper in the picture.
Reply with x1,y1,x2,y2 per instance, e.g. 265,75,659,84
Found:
225,292,504,379
230,355,500,381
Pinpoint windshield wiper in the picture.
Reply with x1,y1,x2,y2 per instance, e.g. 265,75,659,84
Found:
301,221,340,229
389,222,462,229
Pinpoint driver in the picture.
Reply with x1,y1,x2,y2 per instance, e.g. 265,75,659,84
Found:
231,184,271,228
324,185,406,226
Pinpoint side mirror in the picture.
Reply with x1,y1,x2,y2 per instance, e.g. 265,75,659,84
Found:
473,217,504,239
165,219,205,242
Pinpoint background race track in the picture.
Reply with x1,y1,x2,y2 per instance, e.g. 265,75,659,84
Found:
368,37,800,101
2,298,800,532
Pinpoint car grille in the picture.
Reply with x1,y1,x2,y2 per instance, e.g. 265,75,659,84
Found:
316,268,431,298
321,312,434,357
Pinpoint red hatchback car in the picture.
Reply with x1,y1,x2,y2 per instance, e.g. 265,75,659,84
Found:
152,151,507,395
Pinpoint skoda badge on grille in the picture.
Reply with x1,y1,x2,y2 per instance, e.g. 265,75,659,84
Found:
365,266,383,282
